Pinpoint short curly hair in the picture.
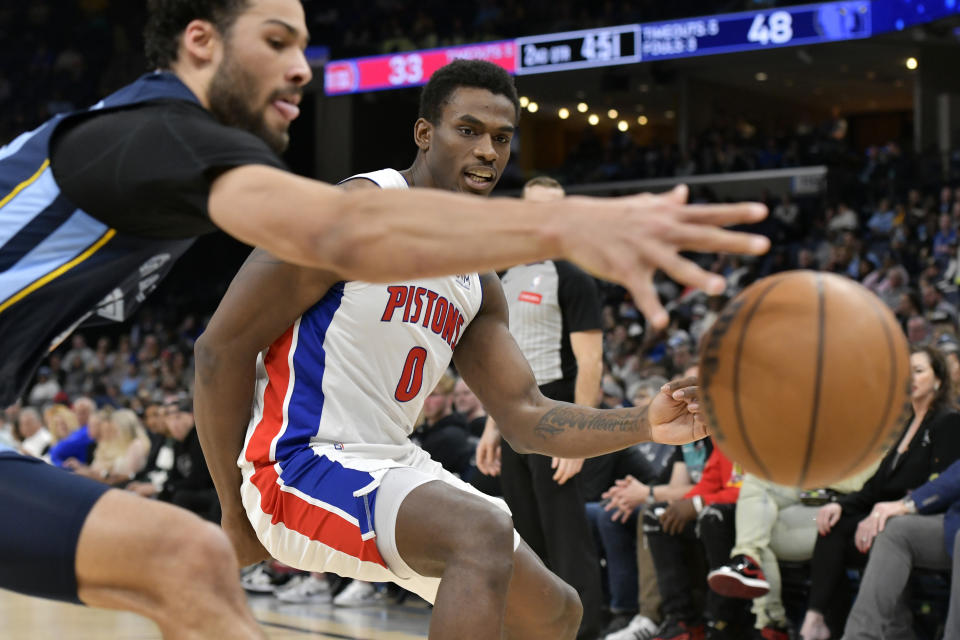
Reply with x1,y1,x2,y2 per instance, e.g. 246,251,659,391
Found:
419,60,520,125
144,0,251,69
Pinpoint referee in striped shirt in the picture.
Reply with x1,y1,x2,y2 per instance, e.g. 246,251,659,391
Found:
477,176,605,639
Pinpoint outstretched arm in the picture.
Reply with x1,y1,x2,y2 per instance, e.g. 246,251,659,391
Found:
453,275,708,459
193,249,338,564
210,169,768,328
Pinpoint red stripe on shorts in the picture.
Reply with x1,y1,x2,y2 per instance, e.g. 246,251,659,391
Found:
245,324,295,465
250,463,387,567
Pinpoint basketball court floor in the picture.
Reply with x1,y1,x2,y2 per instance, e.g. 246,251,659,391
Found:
0,588,431,639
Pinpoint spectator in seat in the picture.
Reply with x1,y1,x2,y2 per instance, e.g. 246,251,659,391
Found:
159,398,219,522
48,396,96,468
452,377,487,438
866,198,896,238
644,443,745,640
42,404,80,463
601,449,699,640
580,377,678,639
707,462,879,640
800,346,960,640
67,408,149,485
841,457,960,639
411,373,477,481
933,213,958,269
17,407,52,458
28,366,61,407
125,402,176,498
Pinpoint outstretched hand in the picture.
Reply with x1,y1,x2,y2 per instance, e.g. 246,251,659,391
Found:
647,376,710,445
562,185,768,329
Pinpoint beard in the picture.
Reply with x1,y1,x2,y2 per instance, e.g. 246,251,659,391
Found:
208,54,290,154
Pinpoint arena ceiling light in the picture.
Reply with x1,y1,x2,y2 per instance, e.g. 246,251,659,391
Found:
617,120,629,132
527,101,539,113
588,114,600,125
519,96,530,108
607,108,619,119
906,57,918,70
755,71,768,81
577,102,589,113
558,108,570,119
637,115,649,126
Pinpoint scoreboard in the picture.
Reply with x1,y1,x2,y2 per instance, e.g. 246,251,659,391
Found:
323,0,959,95
516,25,640,75
324,41,516,95
637,2,871,63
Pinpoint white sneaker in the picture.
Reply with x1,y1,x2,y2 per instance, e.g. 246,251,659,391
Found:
275,574,332,603
240,562,275,594
605,614,659,640
332,580,384,607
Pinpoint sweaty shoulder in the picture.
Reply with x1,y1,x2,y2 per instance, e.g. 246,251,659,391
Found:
49,100,286,239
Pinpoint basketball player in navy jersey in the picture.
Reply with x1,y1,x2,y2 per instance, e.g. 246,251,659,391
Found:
195,59,733,640
1,0,769,635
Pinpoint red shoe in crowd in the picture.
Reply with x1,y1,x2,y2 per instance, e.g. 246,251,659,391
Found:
759,625,792,640
652,619,705,640
707,554,770,599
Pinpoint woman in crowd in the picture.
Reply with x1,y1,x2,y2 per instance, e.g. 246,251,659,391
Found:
800,346,960,640
66,408,150,485
41,404,80,464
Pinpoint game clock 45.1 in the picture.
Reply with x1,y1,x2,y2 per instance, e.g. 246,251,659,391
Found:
515,25,641,75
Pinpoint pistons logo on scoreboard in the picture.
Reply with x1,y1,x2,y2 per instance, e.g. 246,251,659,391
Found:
324,61,359,95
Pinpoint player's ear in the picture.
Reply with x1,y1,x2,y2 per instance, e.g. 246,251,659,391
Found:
181,19,221,66
414,118,432,151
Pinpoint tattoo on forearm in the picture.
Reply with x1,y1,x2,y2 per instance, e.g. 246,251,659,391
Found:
534,405,647,439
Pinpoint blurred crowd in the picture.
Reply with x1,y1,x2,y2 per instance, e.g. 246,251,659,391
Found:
4,2,960,639
6,146,960,638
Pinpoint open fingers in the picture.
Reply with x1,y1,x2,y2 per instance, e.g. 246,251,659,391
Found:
628,277,669,330
646,247,727,296
624,184,689,207
673,201,768,226
660,184,689,205
667,223,771,256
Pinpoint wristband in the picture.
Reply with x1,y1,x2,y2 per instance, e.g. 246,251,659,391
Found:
692,495,704,513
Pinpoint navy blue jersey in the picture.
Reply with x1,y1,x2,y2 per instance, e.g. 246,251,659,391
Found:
0,72,281,404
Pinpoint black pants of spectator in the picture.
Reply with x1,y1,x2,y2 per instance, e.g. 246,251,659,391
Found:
500,440,603,639
644,503,747,626
807,510,869,620
169,488,221,524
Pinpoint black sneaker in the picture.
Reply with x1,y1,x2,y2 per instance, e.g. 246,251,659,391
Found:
602,611,638,637
707,554,770,599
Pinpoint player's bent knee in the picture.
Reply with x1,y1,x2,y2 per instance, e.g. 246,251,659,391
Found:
557,581,583,630
528,579,582,638
179,522,237,580
155,516,238,595
440,505,515,577
465,507,515,558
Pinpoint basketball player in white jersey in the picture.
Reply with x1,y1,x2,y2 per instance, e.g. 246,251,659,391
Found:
195,60,724,639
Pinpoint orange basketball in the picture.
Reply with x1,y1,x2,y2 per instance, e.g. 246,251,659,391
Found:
699,270,910,489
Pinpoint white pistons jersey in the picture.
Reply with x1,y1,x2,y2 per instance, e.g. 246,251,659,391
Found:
242,169,483,468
